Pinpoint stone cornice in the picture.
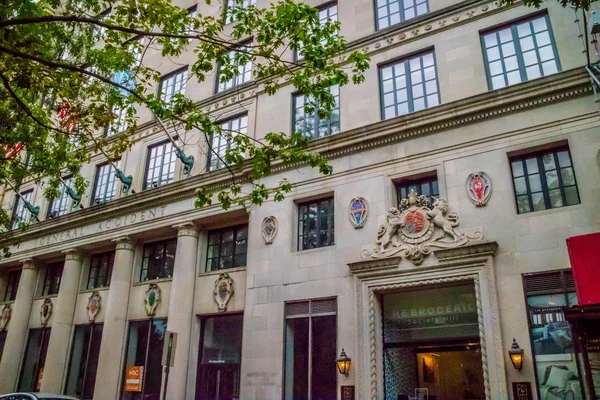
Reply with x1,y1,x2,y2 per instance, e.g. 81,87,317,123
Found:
0,68,592,246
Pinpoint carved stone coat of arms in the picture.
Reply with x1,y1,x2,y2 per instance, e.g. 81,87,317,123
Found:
362,190,482,264
214,273,234,312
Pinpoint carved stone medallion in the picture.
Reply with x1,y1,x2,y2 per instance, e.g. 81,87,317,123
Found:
144,284,161,317
349,197,368,229
214,273,234,312
363,190,482,264
261,216,278,244
40,298,53,326
466,171,492,207
87,291,101,322
0,304,11,331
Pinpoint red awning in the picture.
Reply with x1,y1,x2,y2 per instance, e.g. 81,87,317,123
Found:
566,232,600,306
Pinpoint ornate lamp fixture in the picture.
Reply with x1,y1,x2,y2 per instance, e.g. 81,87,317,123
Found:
336,348,352,377
508,338,524,371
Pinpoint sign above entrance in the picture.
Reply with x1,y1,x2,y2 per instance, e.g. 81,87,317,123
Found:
362,191,482,264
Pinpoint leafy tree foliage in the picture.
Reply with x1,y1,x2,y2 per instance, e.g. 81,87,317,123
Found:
0,0,370,242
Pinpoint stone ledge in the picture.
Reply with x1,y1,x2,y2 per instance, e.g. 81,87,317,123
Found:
433,240,498,262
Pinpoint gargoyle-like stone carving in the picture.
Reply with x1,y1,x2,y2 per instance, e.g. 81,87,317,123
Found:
362,190,482,264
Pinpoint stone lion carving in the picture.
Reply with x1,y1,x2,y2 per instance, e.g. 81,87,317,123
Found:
363,190,482,264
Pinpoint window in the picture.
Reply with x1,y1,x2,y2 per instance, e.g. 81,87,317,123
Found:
140,238,177,281
3,270,21,302
225,0,256,23
18,328,51,392
395,174,439,206
207,225,248,271
523,270,581,398
298,197,335,251
87,252,114,290
293,85,340,139
144,141,177,189
92,162,119,205
42,262,63,297
11,189,33,229
295,3,338,61
106,106,128,136
196,315,243,399
376,0,428,30
216,45,252,92
0,330,6,363
482,14,560,90
122,319,167,400
187,5,197,38
47,177,72,218
380,51,440,120
284,298,337,400
510,145,580,214
208,114,248,171
159,68,188,108
65,324,103,400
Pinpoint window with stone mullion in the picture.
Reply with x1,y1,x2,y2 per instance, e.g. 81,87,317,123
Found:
298,197,335,251
92,162,119,205
217,46,252,92
11,189,33,229
48,177,72,218
87,252,115,290
293,85,340,139
208,115,248,171
376,0,428,30
159,68,188,108
140,239,177,281
42,262,63,296
3,270,21,302
207,225,248,271
396,175,439,207
144,141,177,189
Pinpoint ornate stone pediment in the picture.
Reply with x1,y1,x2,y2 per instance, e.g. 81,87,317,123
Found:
362,191,482,265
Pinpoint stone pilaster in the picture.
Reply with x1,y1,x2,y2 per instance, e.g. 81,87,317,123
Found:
0,259,39,393
41,249,83,393
164,223,199,400
94,237,136,400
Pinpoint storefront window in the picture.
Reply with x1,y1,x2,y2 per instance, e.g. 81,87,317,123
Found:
0,330,6,361
524,270,582,400
284,298,337,400
382,282,485,400
122,319,167,400
65,324,103,399
18,328,51,392
196,314,243,400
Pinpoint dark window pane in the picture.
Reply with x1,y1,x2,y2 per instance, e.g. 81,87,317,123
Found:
285,318,309,400
206,225,248,271
141,239,177,281
18,328,51,392
65,325,103,400
298,198,335,250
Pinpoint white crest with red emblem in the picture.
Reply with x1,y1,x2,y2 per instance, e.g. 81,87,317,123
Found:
466,171,492,207
363,190,482,265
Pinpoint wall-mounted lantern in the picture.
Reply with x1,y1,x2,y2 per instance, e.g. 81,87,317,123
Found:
336,348,351,377
508,338,524,371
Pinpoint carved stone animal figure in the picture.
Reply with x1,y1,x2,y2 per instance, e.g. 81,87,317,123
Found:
427,198,461,242
375,207,404,252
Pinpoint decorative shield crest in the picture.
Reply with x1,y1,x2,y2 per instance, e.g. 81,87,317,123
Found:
363,190,482,264
349,197,368,229
144,284,161,317
87,291,101,322
0,304,11,331
466,171,492,207
40,298,53,326
214,273,234,312
261,216,278,244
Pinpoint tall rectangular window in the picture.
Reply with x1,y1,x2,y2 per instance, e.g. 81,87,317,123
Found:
482,14,560,91
65,324,103,400
47,177,72,218
298,197,335,251
0,331,6,363
122,319,167,400
18,327,51,392
295,3,338,61
140,238,177,281
395,174,439,206
284,298,337,400
208,114,248,171
207,224,248,271
510,145,580,214
92,162,119,205
293,85,340,139
106,106,128,137
3,269,21,302
87,252,114,290
42,262,63,297
376,0,428,30
380,51,440,120
217,45,252,92
226,0,256,23
144,141,177,189
523,270,582,398
11,189,33,229
196,315,243,399
159,68,188,108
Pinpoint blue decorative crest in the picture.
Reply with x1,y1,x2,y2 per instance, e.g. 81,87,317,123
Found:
349,197,368,229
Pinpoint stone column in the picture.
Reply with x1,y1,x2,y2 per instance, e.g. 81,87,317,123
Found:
164,224,199,400
0,259,39,393
94,237,136,400
41,249,83,393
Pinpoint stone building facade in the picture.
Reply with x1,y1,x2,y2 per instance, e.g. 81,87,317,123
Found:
0,0,599,399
